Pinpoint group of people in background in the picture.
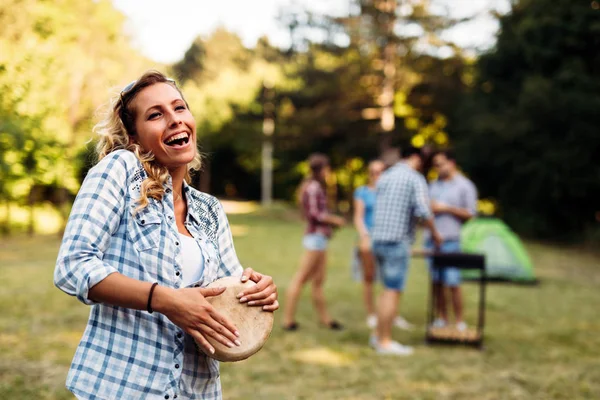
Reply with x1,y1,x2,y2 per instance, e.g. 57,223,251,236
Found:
285,146,478,357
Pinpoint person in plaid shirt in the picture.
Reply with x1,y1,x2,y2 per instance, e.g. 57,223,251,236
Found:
54,71,278,400
353,160,415,331
282,153,345,331
370,146,442,356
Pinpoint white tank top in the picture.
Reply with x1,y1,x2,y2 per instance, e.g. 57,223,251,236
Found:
178,233,205,287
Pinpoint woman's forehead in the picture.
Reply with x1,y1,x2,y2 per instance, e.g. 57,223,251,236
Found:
132,82,183,109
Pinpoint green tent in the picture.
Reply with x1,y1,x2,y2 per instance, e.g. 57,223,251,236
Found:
460,218,538,284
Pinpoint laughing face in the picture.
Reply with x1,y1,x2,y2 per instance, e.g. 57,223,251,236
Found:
130,82,197,171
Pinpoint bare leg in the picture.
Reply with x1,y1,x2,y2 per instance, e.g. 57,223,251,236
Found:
450,286,464,323
359,249,376,316
311,250,333,325
376,289,401,346
283,250,321,326
433,282,449,322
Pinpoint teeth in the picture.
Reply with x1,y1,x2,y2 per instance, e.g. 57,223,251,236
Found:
165,132,188,144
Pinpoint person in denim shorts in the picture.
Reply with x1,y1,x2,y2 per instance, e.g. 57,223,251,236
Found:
353,160,414,331
426,149,478,332
371,146,442,356
283,154,345,331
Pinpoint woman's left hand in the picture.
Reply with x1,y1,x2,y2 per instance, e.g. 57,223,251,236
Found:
237,268,279,312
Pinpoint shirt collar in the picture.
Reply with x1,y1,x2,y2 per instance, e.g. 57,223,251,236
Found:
163,176,202,226
182,181,202,225
438,173,459,184
390,161,409,171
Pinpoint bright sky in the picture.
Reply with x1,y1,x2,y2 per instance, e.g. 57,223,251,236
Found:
112,0,510,64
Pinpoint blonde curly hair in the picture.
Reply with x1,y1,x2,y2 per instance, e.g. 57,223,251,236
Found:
94,70,202,211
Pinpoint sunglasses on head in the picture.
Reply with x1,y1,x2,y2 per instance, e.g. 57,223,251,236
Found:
120,80,137,95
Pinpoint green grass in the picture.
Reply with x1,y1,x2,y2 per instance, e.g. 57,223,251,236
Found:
1,206,599,399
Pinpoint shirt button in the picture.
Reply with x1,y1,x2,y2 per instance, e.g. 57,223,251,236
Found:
194,284,200,287
177,332,182,339
175,271,180,276
174,395,178,399
164,396,169,399
141,219,145,225
175,241,180,246
175,364,180,369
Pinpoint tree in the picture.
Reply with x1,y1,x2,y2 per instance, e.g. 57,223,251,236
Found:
164,8,472,203
453,0,600,239
169,30,287,195
269,1,469,203
0,0,148,234
172,37,206,85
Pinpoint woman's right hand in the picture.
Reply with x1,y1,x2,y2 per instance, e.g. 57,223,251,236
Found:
155,286,240,355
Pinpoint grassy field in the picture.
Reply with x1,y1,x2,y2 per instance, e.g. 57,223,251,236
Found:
1,204,599,399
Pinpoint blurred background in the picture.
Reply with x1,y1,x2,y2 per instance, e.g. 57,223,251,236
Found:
1,0,597,241
1,1,599,399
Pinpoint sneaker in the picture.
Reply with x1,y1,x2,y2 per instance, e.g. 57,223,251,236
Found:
431,318,447,329
366,314,377,329
456,321,467,332
394,316,414,331
376,341,414,356
368,334,378,348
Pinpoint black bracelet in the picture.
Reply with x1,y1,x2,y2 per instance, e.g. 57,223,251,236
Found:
147,282,159,314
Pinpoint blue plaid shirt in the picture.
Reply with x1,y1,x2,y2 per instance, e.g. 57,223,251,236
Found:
371,162,432,243
54,150,243,400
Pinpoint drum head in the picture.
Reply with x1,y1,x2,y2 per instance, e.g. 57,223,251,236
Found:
199,276,274,362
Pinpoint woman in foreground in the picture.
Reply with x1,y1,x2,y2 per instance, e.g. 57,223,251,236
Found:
54,70,278,400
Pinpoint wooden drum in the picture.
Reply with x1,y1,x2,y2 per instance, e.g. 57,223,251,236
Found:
199,276,274,362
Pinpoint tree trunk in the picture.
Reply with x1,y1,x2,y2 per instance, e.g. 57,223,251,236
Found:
1,200,10,236
56,188,69,237
261,82,275,207
28,200,35,236
261,138,273,207
377,0,398,154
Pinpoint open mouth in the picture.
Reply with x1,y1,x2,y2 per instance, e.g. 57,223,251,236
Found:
163,132,190,147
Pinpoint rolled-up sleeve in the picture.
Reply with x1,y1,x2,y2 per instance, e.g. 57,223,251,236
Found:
215,200,244,278
413,175,432,219
54,152,128,305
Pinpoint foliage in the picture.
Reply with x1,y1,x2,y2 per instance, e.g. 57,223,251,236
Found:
263,1,471,203
0,0,472,211
0,0,149,231
452,0,600,239
163,2,472,203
